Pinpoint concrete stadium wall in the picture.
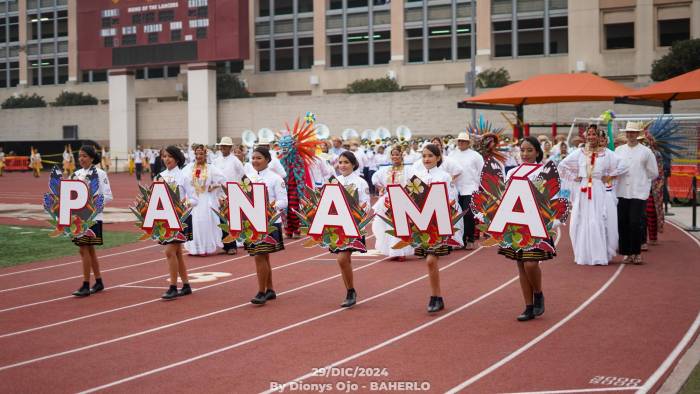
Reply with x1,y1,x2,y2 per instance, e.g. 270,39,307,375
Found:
1,89,699,157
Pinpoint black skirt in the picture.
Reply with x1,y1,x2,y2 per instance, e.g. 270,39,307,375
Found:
414,244,451,257
159,216,194,245
498,238,556,262
73,221,103,247
329,236,367,254
244,223,285,256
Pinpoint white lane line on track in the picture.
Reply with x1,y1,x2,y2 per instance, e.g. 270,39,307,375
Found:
119,285,165,290
0,236,310,314
636,222,700,394
0,244,159,278
0,248,328,338
501,388,640,394
78,247,485,394
266,228,561,394
446,263,625,393
0,255,387,373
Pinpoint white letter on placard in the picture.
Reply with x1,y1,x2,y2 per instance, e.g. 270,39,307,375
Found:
487,164,547,238
308,184,360,238
143,182,182,230
59,180,89,226
227,182,268,233
387,182,453,238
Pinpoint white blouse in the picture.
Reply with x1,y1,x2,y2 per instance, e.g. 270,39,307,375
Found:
158,166,198,207
407,165,458,202
71,166,113,221
336,172,370,207
245,167,288,223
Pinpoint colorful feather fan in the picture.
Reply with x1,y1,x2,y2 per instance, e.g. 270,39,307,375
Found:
468,120,507,163
278,117,325,199
646,115,684,163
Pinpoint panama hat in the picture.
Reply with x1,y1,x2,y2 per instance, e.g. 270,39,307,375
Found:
217,136,234,146
620,121,644,132
456,132,470,141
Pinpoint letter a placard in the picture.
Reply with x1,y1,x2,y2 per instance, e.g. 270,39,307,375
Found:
131,181,192,243
488,164,547,239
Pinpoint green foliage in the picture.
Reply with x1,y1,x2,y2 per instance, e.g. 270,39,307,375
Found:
651,39,700,81
1,93,47,109
217,74,250,99
346,77,401,94
51,91,99,107
476,67,511,88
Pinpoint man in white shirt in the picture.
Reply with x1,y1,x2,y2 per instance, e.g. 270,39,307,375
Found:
214,136,245,255
148,147,159,181
615,121,659,264
449,132,484,249
134,145,144,182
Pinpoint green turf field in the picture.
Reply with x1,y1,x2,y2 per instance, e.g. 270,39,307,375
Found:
680,361,700,394
0,225,139,268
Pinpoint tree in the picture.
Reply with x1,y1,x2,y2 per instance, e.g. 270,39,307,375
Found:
217,74,250,99
651,38,700,81
1,93,47,109
51,91,99,106
476,67,511,88
346,77,401,93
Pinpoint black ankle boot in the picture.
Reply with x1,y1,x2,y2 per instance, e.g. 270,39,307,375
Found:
177,283,192,297
428,296,444,313
161,285,178,300
72,282,90,297
251,292,267,305
90,278,104,294
341,288,356,308
533,292,545,316
264,289,277,301
517,305,535,321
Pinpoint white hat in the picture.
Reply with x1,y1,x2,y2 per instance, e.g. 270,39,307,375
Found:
257,137,272,146
621,121,644,132
217,136,234,146
457,132,470,142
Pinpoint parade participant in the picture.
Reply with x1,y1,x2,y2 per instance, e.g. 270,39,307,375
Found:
615,121,659,264
372,145,413,261
183,145,226,256
558,125,626,266
148,147,159,181
408,144,459,313
333,151,370,307
157,145,197,299
638,135,665,248
134,145,144,182
101,146,111,172
449,132,484,250
498,137,554,321
70,145,113,297
213,137,245,254
404,141,421,164
245,146,287,305
62,145,75,176
29,147,42,178
0,146,4,176
128,149,135,175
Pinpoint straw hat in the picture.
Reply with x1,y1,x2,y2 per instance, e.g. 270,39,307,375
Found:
456,132,470,142
620,121,644,132
217,136,234,146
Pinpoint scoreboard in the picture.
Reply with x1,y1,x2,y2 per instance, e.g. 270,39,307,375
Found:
77,0,249,70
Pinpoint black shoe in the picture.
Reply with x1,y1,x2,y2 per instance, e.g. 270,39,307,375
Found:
340,288,356,308
517,305,535,321
177,284,192,297
428,296,444,313
251,292,267,305
533,292,545,316
72,282,90,297
89,281,104,294
161,286,178,300
265,289,277,301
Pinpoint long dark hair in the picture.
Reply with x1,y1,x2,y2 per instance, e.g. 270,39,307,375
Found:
79,145,101,165
253,146,272,163
165,145,186,168
339,151,359,171
521,136,544,163
423,143,443,167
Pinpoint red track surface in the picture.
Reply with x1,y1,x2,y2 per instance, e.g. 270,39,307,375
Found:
1,171,699,393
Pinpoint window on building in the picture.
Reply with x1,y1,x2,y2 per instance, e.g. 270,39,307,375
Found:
456,24,473,59
428,26,452,62
0,63,7,88
196,27,207,39
122,34,137,45
493,20,512,57
407,1,475,63
605,23,634,49
347,0,368,8
347,32,369,66
658,19,689,47
197,6,208,17
167,65,181,78
57,10,68,37
329,0,343,10
93,70,107,82
148,32,158,43
260,0,271,17
298,0,313,13
132,14,142,24
9,16,19,42
144,12,155,23
148,67,164,79
57,57,68,84
171,29,182,41
275,0,293,15
517,18,544,56
258,41,271,71
549,16,567,54
298,36,314,69
104,36,114,47
328,34,343,67
159,10,175,22
275,38,294,70
374,30,390,64
406,28,423,63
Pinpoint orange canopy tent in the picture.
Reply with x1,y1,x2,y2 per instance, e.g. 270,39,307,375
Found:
458,73,636,123
617,68,700,113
